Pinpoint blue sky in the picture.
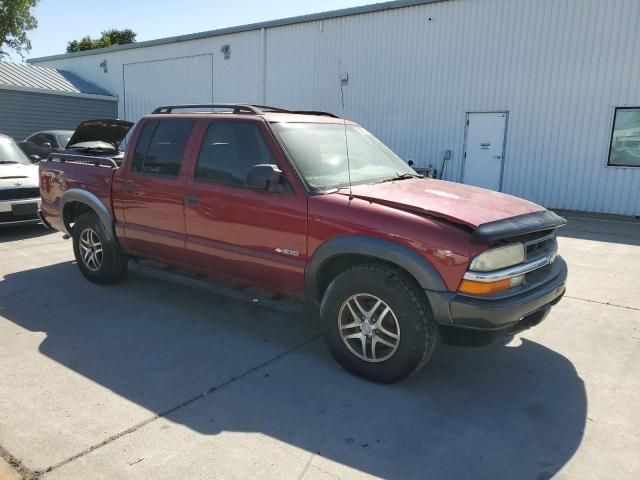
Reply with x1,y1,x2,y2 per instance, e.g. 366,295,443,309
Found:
23,0,381,60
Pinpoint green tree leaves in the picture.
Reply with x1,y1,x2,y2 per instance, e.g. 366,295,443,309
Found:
67,29,136,53
0,0,39,59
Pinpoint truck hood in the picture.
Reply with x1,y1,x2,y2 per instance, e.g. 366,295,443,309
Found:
0,163,39,188
66,119,134,150
342,178,545,229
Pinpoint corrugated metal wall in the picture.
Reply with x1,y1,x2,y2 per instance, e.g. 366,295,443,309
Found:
0,89,117,140
123,54,214,121
32,0,640,215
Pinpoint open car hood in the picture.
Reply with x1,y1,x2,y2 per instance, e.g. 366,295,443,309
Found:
66,119,134,150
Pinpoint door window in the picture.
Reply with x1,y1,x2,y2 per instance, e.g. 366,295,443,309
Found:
195,121,276,186
30,133,53,146
131,119,194,177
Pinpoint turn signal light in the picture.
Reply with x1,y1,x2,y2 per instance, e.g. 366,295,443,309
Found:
458,278,512,295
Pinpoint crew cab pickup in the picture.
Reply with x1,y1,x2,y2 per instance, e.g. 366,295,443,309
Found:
39,104,567,383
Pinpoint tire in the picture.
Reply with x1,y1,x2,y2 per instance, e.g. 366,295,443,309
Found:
320,263,439,383
72,212,128,284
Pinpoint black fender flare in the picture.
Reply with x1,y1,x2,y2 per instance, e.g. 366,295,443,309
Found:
305,236,447,301
60,189,117,243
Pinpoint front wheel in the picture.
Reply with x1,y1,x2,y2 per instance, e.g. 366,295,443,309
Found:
320,264,439,383
72,212,128,284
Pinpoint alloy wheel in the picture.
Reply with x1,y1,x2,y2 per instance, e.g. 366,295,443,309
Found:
79,227,103,272
338,293,400,362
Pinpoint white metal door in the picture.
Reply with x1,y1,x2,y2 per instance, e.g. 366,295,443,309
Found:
462,112,508,191
123,55,213,123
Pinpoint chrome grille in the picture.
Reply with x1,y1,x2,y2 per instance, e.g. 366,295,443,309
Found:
524,232,558,262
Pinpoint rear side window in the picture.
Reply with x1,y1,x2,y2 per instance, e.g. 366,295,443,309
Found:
131,120,193,177
195,121,276,186
30,133,52,146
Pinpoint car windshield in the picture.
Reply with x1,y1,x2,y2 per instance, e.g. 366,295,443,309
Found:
271,122,417,190
0,139,31,165
57,134,72,147
67,140,116,150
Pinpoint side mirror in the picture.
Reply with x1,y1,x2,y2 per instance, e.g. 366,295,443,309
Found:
42,142,52,149
246,164,283,191
30,154,41,163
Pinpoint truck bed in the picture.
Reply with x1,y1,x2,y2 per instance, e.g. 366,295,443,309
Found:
39,153,119,232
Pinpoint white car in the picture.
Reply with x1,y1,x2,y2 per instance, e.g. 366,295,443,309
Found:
0,134,41,227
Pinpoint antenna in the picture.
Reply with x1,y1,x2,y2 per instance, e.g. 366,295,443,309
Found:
340,70,353,200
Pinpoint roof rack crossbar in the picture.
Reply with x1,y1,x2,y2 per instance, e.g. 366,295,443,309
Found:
152,104,264,114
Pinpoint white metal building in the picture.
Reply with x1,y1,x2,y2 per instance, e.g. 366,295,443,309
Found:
28,0,640,215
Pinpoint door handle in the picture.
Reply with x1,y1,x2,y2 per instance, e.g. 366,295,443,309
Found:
185,193,200,205
493,155,502,159
123,182,135,194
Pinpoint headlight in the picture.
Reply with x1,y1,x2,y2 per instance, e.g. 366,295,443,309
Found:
469,243,525,272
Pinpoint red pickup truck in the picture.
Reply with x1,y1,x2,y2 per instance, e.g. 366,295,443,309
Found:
39,104,567,383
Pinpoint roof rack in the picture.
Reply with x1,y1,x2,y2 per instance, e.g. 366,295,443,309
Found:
250,104,291,113
291,110,340,118
151,104,264,114
151,104,340,118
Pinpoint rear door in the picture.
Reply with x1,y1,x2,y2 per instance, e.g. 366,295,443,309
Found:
183,118,308,295
116,118,196,264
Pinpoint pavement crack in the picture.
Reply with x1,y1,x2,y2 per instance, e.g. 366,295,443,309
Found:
41,334,322,476
565,295,639,312
0,445,40,480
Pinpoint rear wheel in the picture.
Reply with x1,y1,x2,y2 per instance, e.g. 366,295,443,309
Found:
72,212,128,284
320,263,439,383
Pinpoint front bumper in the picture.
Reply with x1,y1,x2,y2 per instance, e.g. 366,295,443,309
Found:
426,256,568,346
0,198,42,227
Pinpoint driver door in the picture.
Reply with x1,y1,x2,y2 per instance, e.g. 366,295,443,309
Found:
184,118,308,296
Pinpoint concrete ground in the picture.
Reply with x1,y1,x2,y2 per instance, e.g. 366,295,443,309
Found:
0,212,638,480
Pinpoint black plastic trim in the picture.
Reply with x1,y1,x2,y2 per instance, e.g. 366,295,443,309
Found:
152,104,264,115
473,210,567,243
449,257,567,329
37,209,51,229
305,236,447,301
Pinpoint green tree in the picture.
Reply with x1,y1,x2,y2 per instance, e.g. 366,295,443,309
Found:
66,29,136,53
102,28,136,46
0,0,39,59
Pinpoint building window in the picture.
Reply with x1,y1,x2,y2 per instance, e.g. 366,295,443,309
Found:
609,107,640,167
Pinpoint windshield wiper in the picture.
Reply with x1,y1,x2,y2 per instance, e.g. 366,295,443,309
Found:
0,160,20,164
380,173,423,183
309,185,349,195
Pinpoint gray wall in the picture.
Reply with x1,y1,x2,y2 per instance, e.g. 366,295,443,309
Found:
0,88,117,140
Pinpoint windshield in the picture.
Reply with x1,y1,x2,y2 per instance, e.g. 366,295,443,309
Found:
67,140,116,151
57,134,72,148
0,139,31,165
271,123,416,190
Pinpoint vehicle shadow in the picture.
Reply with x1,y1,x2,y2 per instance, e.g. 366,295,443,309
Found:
0,224,52,243
1,261,586,479
554,210,640,246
